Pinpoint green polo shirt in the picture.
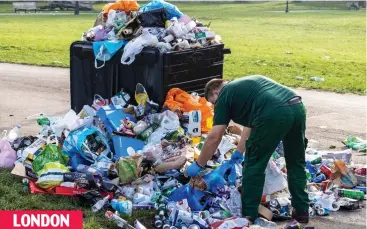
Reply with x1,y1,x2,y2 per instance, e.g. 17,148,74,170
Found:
213,75,297,127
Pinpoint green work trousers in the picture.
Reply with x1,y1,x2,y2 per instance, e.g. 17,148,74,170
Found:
241,103,309,220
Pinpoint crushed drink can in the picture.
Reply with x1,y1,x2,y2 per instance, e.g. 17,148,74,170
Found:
320,165,331,178
163,224,171,229
312,173,326,183
155,219,163,228
188,225,200,229
354,186,367,194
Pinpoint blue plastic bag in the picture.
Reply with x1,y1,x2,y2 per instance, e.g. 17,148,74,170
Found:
168,160,240,211
62,127,113,163
93,40,128,69
139,0,183,20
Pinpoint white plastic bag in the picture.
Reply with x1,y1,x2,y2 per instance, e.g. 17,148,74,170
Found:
147,111,180,145
263,158,288,195
121,31,158,65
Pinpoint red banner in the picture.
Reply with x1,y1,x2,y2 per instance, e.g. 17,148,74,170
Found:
0,210,83,229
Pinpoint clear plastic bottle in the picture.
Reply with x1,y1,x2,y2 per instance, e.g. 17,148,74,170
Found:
254,217,278,229
7,125,21,143
92,195,110,212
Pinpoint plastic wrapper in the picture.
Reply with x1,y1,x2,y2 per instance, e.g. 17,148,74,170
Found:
320,149,352,164
217,136,236,156
133,120,149,135
226,186,242,217
116,155,143,184
330,160,358,188
210,217,250,229
156,42,172,53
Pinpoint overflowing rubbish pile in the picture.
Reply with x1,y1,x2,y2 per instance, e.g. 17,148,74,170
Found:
0,83,366,229
83,0,222,68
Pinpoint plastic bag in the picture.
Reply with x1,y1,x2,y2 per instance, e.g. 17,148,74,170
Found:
121,30,158,65
32,137,69,174
164,88,214,133
62,127,112,164
0,139,16,168
147,110,180,145
36,162,69,189
143,27,166,40
102,0,139,15
263,158,288,195
93,40,128,69
116,155,143,184
138,8,166,27
139,0,183,19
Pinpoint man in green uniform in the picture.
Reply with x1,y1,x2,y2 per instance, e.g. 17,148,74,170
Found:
185,75,310,223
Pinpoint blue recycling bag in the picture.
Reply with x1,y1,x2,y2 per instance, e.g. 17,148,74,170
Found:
93,40,128,69
139,0,183,20
62,127,113,163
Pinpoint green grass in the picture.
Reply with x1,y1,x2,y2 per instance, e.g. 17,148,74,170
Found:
0,1,365,94
0,169,155,229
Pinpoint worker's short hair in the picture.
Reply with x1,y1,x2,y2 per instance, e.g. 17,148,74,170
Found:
204,78,226,100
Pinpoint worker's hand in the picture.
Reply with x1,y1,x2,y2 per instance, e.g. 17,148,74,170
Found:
185,161,203,177
231,150,244,163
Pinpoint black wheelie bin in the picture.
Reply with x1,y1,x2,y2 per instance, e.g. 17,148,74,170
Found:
70,41,231,113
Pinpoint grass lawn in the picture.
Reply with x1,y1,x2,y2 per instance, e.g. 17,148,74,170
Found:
0,2,365,94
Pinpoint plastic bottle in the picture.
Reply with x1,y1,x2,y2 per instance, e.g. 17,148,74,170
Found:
92,195,110,212
310,77,324,82
254,217,278,229
311,157,322,165
7,125,21,143
337,189,365,200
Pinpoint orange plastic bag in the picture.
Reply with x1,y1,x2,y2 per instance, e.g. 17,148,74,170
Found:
102,0,139,15
164,88,214,133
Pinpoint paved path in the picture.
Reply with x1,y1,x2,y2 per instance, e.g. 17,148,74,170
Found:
0,63,365,228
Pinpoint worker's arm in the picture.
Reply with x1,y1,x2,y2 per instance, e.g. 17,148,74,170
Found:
230,126,251,163
236,127,252,153
196,125,227,166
